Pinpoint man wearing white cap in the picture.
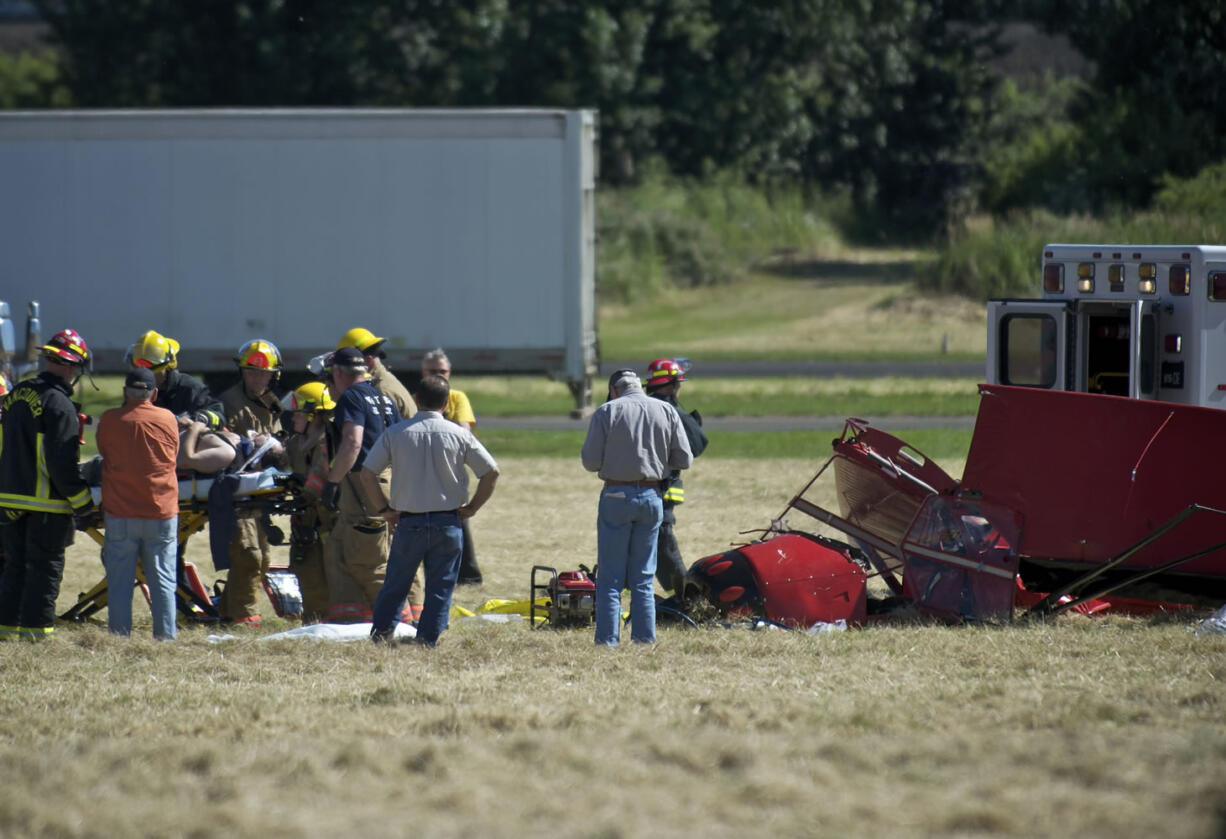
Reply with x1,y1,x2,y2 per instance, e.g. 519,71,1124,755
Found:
581,370,693,646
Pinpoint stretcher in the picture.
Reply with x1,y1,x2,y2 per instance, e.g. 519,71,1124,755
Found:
60,468,309,624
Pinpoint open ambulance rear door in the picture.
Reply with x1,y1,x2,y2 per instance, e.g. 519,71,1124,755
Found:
986,300,1071,390
988,298,1160,399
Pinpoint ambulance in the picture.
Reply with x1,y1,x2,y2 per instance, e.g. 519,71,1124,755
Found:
986,244,1226,409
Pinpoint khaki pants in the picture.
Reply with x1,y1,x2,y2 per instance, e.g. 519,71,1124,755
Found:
219,515,269,622
324,473,422,622
290,504,332,623
291,539,330,624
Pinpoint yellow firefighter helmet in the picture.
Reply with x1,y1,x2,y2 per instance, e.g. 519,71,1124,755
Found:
235,339,283,372
336,327,385,354
126,330,180,372
289,381,335,419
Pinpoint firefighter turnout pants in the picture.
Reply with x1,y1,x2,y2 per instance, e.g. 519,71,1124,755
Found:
324,473,422,623
0,511,75,640
654,503,688,595
290,505,332,624
217,512,270,625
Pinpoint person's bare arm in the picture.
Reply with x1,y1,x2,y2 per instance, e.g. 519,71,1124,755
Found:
327,422,363,483
459,467,499,519
178,422,236,473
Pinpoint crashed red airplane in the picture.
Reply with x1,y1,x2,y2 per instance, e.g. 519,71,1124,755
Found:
686,244,1226,627
686,386,1226,626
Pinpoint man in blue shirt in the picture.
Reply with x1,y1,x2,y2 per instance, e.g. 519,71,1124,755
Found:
320,346,403,623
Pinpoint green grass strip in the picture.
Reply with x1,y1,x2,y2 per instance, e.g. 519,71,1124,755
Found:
467,375,983,417
478,428,974,461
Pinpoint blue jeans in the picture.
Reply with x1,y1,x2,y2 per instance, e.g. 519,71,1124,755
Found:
372,511,463,646
102,515,179,640
594,485,663,646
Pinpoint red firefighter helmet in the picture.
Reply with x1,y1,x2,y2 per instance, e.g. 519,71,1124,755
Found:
41,329,90,367
646,358,685,389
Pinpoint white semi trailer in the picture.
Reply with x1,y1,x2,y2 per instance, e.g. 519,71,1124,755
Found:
0,108,598,410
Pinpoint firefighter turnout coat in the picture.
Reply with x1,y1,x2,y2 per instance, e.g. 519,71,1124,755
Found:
651,393,708,505
0,372,92,516
154,368,225,426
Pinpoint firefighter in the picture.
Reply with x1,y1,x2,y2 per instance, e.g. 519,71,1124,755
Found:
0,329,99,641
320,347,408,623
335,327,416,420
282,381,335,623
126,330,225,428
216,339,287,626
644,358,708,596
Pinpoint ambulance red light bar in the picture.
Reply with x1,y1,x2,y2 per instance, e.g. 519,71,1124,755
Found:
1169,265,1190,295
1043,263,1064,293
1210,271,1226,301
1164,334,1182,354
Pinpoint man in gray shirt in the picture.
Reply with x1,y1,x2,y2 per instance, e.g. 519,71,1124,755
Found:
360,375,499,646
581,370,693,645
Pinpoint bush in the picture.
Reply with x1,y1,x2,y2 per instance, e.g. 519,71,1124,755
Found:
978,76,1087,215
0,50,72,109
1148,162,1226,242
597,165,842,302
923,161,1226,302
919,215,1053,299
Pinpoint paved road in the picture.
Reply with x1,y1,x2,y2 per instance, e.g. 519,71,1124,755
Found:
599,359,984,379
480,414,975,431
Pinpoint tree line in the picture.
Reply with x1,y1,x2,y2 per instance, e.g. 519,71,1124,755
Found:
9,0,1226,239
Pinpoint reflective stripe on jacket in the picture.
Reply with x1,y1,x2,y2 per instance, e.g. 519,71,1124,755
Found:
651,393,708,507
0,373,91,515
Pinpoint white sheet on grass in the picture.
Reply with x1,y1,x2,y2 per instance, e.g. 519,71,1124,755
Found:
1195,604,1226,637
207,621,416,644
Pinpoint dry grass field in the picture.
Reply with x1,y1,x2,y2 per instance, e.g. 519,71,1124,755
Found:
4,455,1226,839
599,266,988,362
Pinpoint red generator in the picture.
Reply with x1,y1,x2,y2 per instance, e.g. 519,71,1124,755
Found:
530,566,597,628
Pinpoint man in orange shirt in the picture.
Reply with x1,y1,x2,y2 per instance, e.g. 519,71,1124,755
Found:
96,368,180,640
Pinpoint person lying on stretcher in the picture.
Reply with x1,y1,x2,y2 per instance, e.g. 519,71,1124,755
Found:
177,417,284,476
81,418,286,494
